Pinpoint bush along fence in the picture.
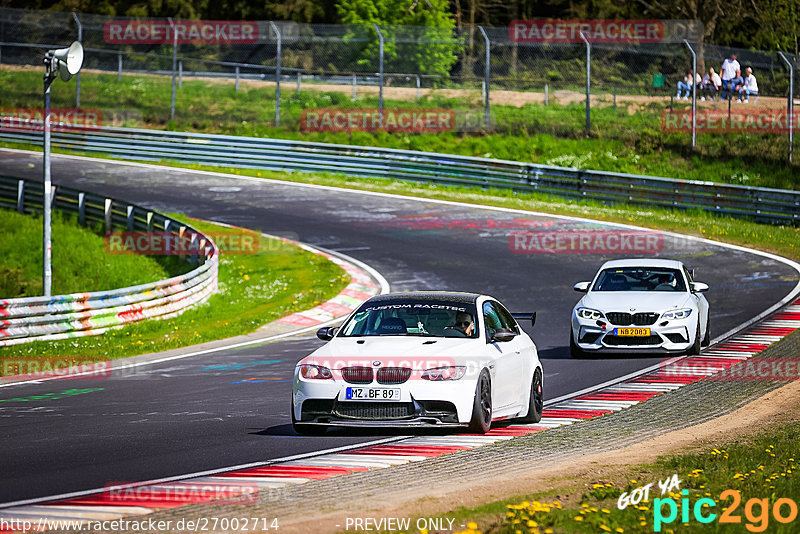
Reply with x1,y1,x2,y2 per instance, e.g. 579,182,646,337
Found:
0,175,218,346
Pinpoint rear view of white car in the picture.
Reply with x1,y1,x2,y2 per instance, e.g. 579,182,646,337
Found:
571,259,710,357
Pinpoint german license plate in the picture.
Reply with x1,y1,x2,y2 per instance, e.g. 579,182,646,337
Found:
346,387,401,401
614,327,651,336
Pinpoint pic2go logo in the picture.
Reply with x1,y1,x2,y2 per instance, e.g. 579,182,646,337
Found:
653,489,798,532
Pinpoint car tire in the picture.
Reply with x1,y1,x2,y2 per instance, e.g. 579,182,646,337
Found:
570,330,588,359
291,405,327,435
701,317,711,347
516,368,543,423
468,370,492,434
687,320,702,355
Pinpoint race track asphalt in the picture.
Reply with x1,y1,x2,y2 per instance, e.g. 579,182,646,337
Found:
0,150,797,504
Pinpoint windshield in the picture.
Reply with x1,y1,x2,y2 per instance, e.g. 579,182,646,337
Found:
592,267,687,292
339,300,479,338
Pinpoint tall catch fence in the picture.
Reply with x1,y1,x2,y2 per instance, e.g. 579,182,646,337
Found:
0,7,796,158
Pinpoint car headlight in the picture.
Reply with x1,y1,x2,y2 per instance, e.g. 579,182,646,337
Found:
421,366,466,381
577,307,604,320
299,364,333,380
661,308,693,320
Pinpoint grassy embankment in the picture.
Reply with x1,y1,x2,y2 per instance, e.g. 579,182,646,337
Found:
406,418,799,534
0,67,797,190
0,211,349,364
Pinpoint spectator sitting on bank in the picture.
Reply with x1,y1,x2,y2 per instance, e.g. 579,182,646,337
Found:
676,70,700,100
720,53,740,99
738,67,758,103
700,68,721,101
729,69,745,101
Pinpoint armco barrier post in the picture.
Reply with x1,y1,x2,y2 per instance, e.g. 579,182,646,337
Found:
72,12,81,109
269,21,281,126
478,26,491,128
580,31,590,135
374,23,384,121
778,52,794,163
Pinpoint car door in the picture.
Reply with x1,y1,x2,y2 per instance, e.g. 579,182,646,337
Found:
482,301,523,410
684,267,709,337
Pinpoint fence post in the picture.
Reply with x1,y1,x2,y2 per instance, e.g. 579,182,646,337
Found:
235,66,239,92
778,52,794,164
78,192,85,225
16,180,24,213
117,52,122,81
613,86,616,111
579,32,590,135
684,40,697,149
545,83,548,105
297,71,301,93
683,39,697,148
168,17,177,121
373,23,384,121
72,12,82,109
478,26,491,128
416,75,420,100
178,60,183,88
269,21,281,126
104,198,112,235
352,74,357,100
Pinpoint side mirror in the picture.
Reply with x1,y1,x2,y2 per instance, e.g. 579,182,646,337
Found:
573,281,590,293
316,327,337,341
492,328,517,342
691,282,709,293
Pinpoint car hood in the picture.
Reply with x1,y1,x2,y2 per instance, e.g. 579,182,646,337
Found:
298,336,485,369
580,292,692,313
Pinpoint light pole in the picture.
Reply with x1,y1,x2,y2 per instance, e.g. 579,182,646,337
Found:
42,41,83,297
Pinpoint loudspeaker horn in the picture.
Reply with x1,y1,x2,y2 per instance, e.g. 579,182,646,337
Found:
51,41,84,82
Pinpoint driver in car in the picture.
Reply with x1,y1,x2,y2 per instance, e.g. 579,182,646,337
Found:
452,311,475,337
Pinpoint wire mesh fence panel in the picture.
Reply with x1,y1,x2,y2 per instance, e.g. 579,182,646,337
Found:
0,6,796,157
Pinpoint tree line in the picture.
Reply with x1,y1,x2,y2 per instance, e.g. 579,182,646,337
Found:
2,0,797,53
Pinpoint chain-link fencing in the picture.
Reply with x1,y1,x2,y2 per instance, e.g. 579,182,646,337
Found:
0,7,796,160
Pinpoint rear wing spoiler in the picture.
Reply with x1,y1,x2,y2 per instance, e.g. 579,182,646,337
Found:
511,312,536,327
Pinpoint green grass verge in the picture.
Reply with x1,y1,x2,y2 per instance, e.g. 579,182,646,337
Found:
407,419,800,534
0,208,184,297
0,214,350,364
1,67,797,190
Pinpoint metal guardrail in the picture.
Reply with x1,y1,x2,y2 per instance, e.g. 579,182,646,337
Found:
0,175,218,346
0,124,798,224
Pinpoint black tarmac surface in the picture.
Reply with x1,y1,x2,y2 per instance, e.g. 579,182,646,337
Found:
0,150,797,504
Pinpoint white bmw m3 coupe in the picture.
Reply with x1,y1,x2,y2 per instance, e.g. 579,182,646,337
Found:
571,259,710,357
292,292,542,434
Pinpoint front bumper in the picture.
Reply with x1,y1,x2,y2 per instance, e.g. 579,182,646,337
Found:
292,370,478,425
572,315,696,354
